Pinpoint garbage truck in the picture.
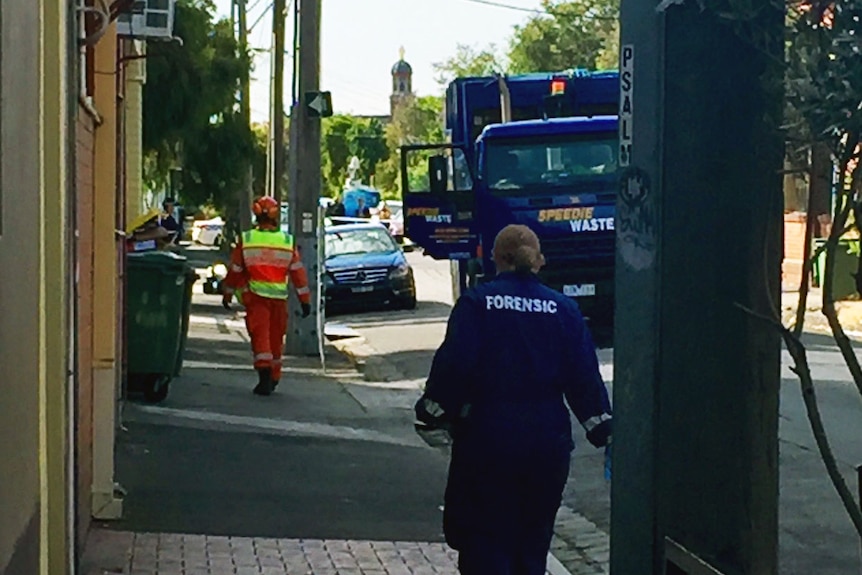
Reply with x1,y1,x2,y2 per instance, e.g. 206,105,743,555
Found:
400,69,619,338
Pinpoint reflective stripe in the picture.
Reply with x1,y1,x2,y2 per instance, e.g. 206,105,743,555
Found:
583,413,612,432
254,353,274,361
230,264,243,273
289,261,304,271
242,229,296,299
296,286,310,295
249,280,288,299
271,359,282,365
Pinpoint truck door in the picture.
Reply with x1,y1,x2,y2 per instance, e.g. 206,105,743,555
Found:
400,144,480,261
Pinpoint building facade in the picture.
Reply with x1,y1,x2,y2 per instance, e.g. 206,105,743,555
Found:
0,1,141,573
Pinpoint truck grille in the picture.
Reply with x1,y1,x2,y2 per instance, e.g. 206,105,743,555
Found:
332,267,390,284
541,235,615,260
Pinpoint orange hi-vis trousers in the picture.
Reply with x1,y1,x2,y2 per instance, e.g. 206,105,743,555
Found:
243,291,288,381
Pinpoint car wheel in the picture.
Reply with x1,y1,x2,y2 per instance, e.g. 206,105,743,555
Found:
397,291,417,310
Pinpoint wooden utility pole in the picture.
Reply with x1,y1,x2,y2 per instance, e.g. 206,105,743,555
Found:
237,0,253,229
271,0,287,202
285,0,322,356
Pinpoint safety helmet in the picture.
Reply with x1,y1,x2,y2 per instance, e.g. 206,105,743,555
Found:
253,196,280,222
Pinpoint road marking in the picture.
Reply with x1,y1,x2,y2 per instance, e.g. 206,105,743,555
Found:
547,552,574,575
127,405,423,448
180,360,356,377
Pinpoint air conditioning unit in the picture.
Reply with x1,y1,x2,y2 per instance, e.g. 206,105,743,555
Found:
116,0,176,40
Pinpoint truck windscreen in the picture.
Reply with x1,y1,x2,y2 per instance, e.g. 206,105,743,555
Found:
485,133,617,192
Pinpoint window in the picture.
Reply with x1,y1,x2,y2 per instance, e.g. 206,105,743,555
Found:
484,133,618,192
325,228,398,259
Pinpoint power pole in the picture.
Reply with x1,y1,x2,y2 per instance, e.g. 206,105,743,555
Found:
271,0,287,203
237,0,253,230
285,0,322,356
612,2,784,574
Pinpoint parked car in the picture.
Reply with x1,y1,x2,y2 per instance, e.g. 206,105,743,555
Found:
383,200,404,242
191,216,225,246
323,222,417,311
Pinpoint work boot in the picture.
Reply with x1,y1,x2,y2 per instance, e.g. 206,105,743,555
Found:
253,368,274,396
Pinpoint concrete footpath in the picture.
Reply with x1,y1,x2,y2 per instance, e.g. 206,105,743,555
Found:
80,291,605,575
782,288,862,338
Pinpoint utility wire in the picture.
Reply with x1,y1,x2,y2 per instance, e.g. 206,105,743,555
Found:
249,1,274,32
459,0,545,14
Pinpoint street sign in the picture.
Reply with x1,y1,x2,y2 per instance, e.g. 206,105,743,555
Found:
619,45,634,167
306,91,332,118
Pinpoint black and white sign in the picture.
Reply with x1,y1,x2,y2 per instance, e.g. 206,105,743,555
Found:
619,45,634,167
306,91,333,118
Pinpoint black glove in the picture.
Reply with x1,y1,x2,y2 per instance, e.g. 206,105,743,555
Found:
221,295,232,311
301,303,311,318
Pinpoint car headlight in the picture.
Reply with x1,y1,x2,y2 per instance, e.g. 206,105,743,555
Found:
212,263,228,279
389,263,410,279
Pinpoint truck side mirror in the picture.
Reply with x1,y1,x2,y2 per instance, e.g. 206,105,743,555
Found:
428,155,449,195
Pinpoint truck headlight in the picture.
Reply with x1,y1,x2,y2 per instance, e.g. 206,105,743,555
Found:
389,263,410,279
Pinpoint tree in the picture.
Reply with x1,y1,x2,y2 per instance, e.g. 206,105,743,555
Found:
507,0,619,73
375,96,446,198
738,0,862,540
142,0,253,210
321,115,389,196
432,43,505,86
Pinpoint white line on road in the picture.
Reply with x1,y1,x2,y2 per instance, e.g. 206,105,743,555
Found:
127,405,423,448
180,360,355,376
546,552,574,575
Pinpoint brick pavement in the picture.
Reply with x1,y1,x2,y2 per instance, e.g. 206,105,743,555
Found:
83,501,611,575
84,531,580,574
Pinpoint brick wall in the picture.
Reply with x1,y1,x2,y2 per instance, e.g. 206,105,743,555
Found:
784,212,807,291
75,104,96,550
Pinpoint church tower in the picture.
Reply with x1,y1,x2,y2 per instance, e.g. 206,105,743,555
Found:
390,46,413,116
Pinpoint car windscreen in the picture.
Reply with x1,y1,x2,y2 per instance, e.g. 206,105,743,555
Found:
484,132,617,192
325,227,398,259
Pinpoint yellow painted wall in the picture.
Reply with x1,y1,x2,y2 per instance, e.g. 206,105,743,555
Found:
91,22,123,521
0,0,72,573
125,45,146,224
39,0,71,570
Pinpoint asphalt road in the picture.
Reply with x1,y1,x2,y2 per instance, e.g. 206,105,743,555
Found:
333,251,862,575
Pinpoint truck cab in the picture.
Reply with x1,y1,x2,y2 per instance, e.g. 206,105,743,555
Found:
401,70,619,337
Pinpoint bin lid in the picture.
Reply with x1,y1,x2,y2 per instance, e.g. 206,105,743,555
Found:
127,249,189,270
127,208,162,235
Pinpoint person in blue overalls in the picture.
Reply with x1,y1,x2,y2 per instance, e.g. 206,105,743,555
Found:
415,224,612,575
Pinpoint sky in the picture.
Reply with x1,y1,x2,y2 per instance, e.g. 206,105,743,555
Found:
212,0,545,122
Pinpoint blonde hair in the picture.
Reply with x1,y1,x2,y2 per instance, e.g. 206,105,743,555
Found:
492,225,545,273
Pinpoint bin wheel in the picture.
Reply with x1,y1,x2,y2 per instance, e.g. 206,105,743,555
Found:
143,375,171,403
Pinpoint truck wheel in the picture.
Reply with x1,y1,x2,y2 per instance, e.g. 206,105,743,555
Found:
143,375,171,403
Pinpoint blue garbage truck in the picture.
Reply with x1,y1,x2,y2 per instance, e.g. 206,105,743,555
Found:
400,70,619,337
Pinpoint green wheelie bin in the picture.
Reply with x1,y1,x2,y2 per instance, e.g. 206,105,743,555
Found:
173,267,200,378
126,250,192,402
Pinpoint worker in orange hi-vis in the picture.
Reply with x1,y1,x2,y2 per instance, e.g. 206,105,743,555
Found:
222,196,311,396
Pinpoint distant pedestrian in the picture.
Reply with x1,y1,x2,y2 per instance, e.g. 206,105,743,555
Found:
158,197,184,244
357,197,371,218
222,196,311,396
415,224,613,575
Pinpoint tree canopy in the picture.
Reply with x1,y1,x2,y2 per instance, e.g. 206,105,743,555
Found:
508,0,619,73
432,0,620,82
321,115,389,196
432,44,505,86
143,0,253,210
375,96,446,198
